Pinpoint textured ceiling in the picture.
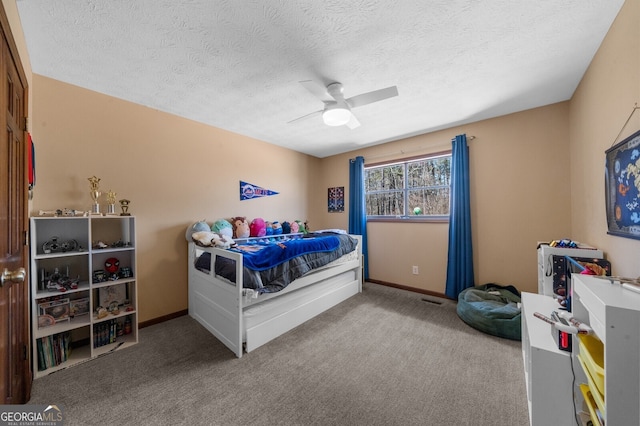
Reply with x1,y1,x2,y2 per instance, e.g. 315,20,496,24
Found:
17,0,625,158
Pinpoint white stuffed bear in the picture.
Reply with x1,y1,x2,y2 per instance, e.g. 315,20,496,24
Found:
191,231,236,249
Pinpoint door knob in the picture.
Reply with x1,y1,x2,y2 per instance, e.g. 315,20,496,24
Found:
1,267,26,286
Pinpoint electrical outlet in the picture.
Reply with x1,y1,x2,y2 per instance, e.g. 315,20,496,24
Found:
412,266,419,275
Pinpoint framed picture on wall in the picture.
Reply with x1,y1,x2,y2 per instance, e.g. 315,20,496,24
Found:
605,129,640,240
328,186,344,213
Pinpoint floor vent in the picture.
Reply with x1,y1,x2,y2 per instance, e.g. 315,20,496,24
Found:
421,298,443,305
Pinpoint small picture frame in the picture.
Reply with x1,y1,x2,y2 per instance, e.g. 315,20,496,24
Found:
70,297,90,317
38,298,70,323
98,284,128,308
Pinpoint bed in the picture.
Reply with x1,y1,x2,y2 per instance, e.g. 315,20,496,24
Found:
188,231,363,357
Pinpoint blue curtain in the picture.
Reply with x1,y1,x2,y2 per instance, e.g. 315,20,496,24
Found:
349,156,369,279
445,134,475,299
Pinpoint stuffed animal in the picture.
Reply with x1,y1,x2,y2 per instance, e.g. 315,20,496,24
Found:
192,231,213,246
265,221,273,235
191,231,236,249
295,220,307,234
281,221,291,234
231,216,250,239
212,233,236,249
185,220,210,241
271,221,283,235
211,219,233,238
290,221,299,233
250,218,266,237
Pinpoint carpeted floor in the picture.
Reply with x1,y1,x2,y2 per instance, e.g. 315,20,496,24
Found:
29,282,529,425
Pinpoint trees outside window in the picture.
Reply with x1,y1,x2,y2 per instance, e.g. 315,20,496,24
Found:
364,153,451,220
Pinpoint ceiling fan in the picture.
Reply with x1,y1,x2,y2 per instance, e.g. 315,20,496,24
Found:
289,80,398,129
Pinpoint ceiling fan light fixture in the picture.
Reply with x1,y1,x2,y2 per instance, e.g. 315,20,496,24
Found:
322,105,351,126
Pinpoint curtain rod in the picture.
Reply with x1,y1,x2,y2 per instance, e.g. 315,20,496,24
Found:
356,135,476,162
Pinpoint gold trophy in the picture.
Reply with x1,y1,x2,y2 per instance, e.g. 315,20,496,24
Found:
88,176,102,215
119,199,131,216
105,190,118,216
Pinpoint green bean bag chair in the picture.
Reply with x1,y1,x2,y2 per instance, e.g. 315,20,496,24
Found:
457,283,522,341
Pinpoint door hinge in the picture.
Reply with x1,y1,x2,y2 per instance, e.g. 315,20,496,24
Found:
23,345,28,360
23,230,28,246
22,117,29,132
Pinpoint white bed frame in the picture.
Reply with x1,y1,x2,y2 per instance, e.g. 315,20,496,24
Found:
188,235,362,357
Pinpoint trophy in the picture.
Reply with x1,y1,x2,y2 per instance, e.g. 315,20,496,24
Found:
119,199,131,216
105,190,118,216
88,176,102,215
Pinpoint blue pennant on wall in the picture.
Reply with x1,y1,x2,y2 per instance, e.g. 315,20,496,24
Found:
240,181,279,201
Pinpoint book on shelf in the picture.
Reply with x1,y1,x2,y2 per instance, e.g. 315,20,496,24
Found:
93,319,121,348
37,331,71,371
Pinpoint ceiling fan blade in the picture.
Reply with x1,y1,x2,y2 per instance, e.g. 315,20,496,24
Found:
346,86,398,109
345,113,361,129
299,80,334,103
287,109,322,124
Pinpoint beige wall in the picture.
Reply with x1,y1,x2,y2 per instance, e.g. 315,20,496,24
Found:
29,75,319,322
569,0,640,279
317,103,571,294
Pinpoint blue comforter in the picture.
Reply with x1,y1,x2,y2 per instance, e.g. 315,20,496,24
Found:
231,235,342,271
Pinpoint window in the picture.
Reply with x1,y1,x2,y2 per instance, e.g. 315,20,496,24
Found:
364,152,451,220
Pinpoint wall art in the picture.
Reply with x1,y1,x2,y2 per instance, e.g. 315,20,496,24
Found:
605,129,640,240
240,181,279,201
328,186,344,212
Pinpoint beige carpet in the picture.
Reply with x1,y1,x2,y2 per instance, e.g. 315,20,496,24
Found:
29,282,529,425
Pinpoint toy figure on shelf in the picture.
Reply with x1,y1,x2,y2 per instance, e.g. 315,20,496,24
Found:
93,241,109,249
44,267,80,292
119,266,133,278
104,257,120,280
38,208,86,217
93,270,107,283
42,236,79,253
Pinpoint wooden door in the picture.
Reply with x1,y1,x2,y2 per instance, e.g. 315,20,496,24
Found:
0,5,31,404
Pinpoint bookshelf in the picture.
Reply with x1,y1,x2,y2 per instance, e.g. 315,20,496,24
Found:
30,216,138,378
